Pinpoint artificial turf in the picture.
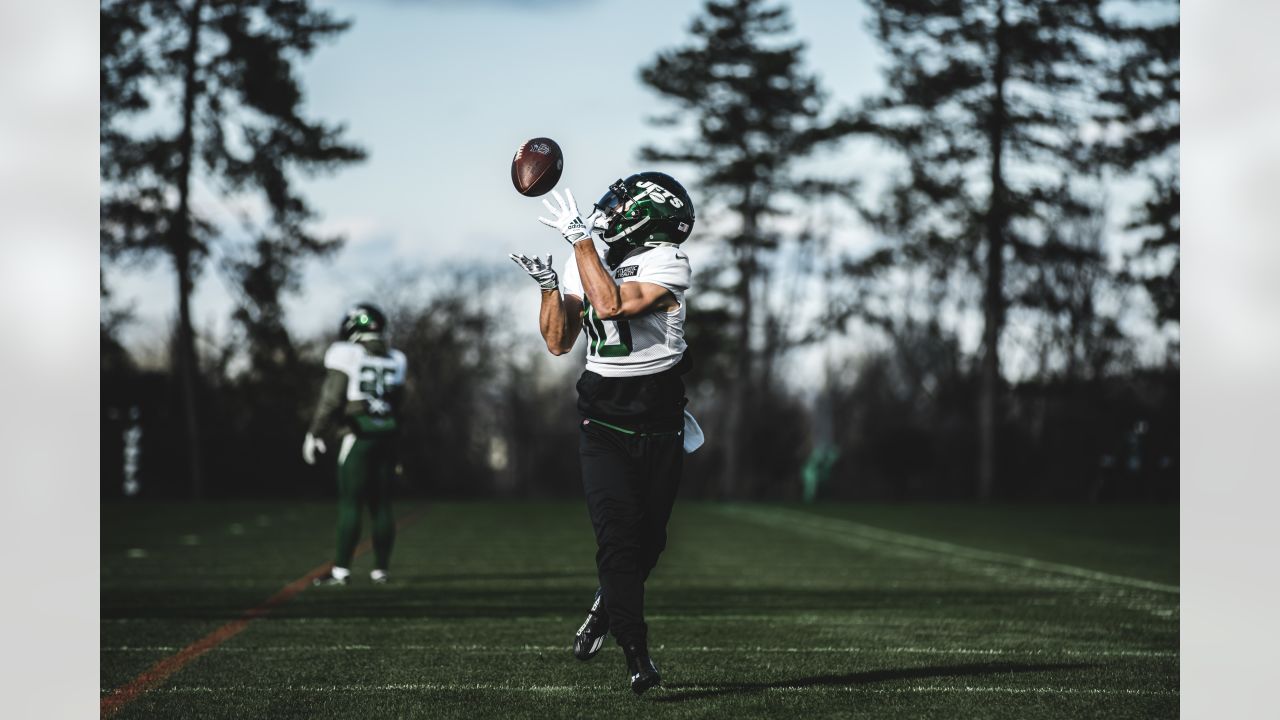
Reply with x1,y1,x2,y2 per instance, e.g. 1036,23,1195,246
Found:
101,500,1178,718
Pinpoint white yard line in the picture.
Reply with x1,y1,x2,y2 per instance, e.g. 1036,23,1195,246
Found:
101,644,1177,658
716,505,1179,595
123,683,1177,697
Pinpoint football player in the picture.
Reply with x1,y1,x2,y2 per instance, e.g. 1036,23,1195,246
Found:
302,303,407,586
510,173,703,695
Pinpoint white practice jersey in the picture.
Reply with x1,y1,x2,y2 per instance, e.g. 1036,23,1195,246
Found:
561,243,691,378
324,341,407,409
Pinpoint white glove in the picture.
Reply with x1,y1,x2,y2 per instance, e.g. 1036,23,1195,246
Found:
585,208,608,235
537,189,593,244
302,432,327,465
509,253,559,291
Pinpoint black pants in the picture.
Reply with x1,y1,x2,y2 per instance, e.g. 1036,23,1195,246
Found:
579,420,684,649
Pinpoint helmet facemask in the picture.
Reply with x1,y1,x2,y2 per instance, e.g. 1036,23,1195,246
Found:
593,178,650,246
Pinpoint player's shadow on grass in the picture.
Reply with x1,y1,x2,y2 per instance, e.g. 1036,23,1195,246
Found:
654,661,1094,703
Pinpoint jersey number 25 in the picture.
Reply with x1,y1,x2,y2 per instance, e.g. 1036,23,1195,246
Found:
358,366,395,399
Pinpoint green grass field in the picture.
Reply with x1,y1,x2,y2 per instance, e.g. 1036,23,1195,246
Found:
101,501,1178,718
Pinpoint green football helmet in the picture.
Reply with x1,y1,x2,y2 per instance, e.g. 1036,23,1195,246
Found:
593,172,695,247
340,303,386,341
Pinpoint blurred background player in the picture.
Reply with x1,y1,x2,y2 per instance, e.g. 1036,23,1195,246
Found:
303,303,407,586
510,173,700,695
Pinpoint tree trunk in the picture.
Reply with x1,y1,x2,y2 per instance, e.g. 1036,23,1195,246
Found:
977,1,1009,502
175,251,203,498
721,203,757,499
173,0,205,498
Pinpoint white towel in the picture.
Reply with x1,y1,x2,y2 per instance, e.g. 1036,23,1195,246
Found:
682,410,705,454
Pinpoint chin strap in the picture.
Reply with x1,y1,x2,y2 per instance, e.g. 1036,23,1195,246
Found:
601,215,651,244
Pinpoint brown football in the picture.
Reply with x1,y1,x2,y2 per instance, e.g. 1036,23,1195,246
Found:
510,137,563,197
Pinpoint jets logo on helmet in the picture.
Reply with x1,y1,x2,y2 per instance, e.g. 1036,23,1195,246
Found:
340,303,387,341
593,172,695,247
633,180,685,208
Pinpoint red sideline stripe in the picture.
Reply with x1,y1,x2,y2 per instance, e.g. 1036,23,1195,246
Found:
101,506,427,718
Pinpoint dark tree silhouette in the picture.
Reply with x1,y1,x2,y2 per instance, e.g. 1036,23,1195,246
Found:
1017,196,1134,383
381,269,517,497
100,0,365,497
639,0,855,497
224,239,306,382
849,0,1109,499
100,273,135,379
207,240,316,500
1095,4,1179,333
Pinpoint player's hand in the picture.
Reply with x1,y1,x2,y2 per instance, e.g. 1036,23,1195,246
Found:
509,252,559,291
585,208,607,236
302,433,327,465
537,189,592,245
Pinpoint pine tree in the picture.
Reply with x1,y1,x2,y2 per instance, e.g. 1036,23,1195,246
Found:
850,0,1110,499
100,0,364,497
640,0,855,497
1095,4,1179,333
225,239,306,381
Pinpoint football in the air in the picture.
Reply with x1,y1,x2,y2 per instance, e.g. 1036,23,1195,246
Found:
510,137,563,197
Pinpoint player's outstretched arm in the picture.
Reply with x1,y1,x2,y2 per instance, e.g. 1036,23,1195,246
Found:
571,238,676,320
540,289,582,356
509,252,582,356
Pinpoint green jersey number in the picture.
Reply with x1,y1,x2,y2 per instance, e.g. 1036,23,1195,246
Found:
582,299,632,357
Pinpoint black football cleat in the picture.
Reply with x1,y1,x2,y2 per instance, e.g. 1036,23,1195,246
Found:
573,587,609,661
623,643,661,695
